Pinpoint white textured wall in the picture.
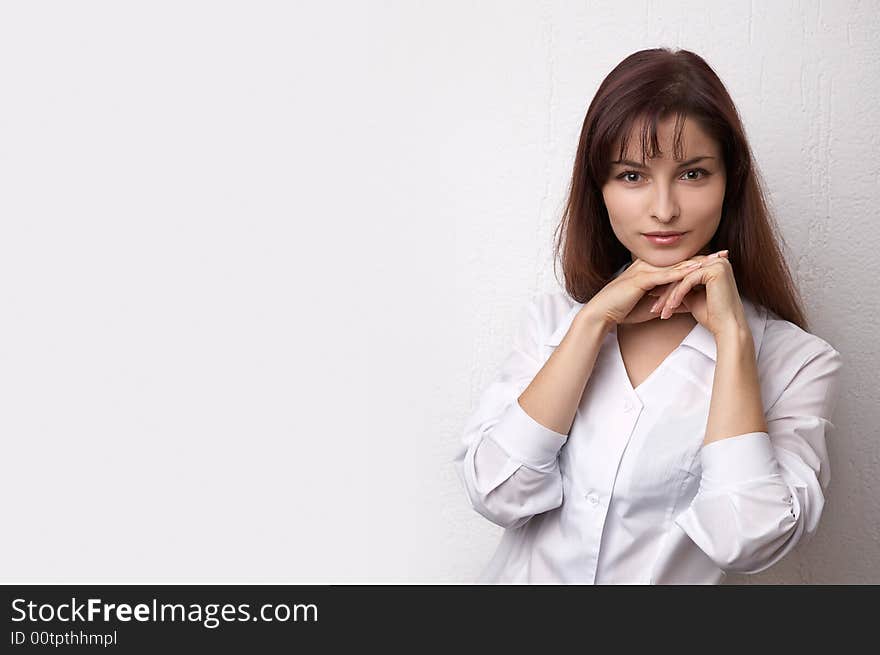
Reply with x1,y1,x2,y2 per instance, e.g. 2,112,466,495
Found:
442,0,880,585
0,2,875,585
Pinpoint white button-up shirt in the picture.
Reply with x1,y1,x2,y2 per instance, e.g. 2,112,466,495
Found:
453,263,843,584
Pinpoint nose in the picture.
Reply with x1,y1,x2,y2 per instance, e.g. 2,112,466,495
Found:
650,184,680,222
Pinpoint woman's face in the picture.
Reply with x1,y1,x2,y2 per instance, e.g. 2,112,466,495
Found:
601,115,727,266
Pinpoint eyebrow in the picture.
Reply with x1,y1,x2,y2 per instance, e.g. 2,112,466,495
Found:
611,156,715,168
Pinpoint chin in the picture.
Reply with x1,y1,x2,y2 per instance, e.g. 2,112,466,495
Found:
634,252,683,264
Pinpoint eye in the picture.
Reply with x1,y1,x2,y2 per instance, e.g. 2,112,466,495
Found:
616,168,711,184
682,168,710,181
618,171,643,183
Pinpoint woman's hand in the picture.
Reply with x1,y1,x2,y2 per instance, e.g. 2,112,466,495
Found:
650,249,750,338
644,250,727,314
583,257,705,330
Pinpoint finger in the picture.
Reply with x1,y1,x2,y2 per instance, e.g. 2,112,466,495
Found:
634,257,708,274
672,288,700,314
646,281,674,298
661,269,706,318
662,283,691,318
649,262,701,309
704,251,728,262
642,261,701,290
644,249,728,268
655,283,680,313
649,251,727,309
650,281,678,314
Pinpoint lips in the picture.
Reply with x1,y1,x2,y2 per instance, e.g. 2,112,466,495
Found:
643,232,686,245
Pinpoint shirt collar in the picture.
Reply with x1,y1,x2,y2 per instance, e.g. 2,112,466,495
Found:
543,261,767,361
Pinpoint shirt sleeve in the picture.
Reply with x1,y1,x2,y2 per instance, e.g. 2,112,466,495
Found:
672,344,843,574
452,295,570,529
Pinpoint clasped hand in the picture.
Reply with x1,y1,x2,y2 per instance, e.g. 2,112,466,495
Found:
634,249,749,338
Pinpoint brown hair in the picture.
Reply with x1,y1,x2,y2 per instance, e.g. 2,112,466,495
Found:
552,47,809,330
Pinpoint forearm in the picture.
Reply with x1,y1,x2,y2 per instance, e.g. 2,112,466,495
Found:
704,327,768,446
518,308,610,436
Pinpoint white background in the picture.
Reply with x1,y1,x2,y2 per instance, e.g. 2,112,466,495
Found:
0,1,876,583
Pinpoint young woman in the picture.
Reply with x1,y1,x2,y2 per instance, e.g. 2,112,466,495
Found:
453,48,843,584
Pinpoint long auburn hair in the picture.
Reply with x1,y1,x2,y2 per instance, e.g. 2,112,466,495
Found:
553,47,809,330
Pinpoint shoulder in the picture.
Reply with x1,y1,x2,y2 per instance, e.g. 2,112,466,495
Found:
759,307,841,366
756,306,842,403
520,290,580,345
531,289,578,321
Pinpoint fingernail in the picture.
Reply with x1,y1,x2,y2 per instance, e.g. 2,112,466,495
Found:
650,300,660,313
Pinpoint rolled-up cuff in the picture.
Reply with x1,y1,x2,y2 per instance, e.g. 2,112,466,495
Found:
487,399,569,470
700,431,780,486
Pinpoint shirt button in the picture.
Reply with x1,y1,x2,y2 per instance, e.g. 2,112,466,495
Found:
587,493,599,506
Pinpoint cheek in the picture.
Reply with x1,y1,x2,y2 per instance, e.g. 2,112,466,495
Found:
685,184,725,220
606,216,639,247
707,177,726,210
602,186,638,221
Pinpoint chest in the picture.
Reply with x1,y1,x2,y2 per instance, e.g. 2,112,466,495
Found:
558,326,712,532
617,318,697,390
